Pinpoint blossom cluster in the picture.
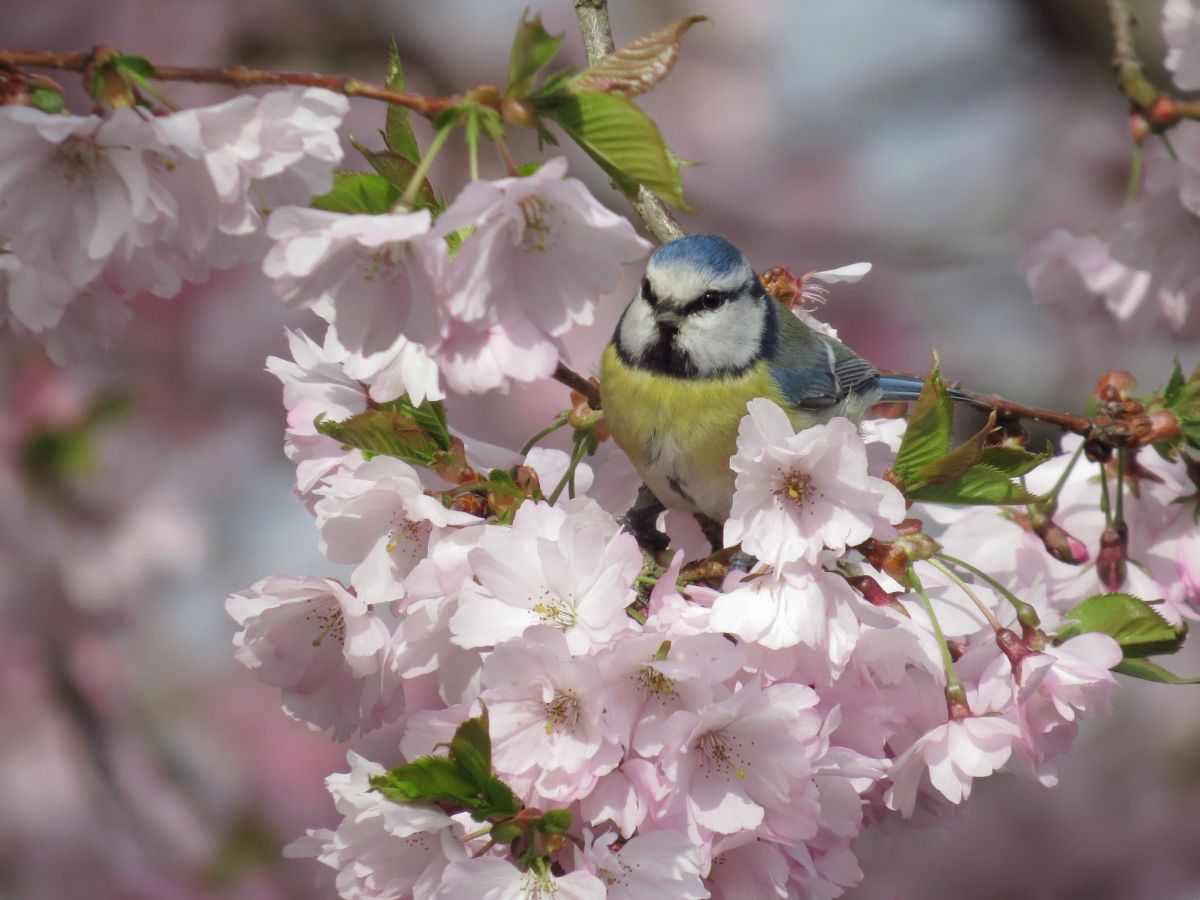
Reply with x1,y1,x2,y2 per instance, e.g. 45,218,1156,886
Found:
1022,0,1200,336
5,46,1198,899
232,196,1200,895
0,89,347,361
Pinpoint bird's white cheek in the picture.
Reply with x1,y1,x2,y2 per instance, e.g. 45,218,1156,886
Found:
617,301,660,361
677,309,763,373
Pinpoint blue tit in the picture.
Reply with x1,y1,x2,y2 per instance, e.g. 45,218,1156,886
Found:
599,233,966,525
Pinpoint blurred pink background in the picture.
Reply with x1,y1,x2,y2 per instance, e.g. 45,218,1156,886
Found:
2,1,1198,897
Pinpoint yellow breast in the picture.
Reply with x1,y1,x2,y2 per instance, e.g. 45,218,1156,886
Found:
599,345,787,520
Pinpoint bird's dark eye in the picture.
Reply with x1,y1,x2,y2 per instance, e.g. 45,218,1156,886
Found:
701,290,725,311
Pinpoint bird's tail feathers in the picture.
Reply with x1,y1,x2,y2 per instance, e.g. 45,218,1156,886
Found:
876,374,991,410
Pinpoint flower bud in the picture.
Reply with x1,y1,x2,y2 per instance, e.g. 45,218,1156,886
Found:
1129,111,1151,143
1028,508,1089,565
1094,370,1137,402
1147,410,1180,444
1096,524,1128,592
996,628,1030,670
501,97,537,127
1149,95,1180,127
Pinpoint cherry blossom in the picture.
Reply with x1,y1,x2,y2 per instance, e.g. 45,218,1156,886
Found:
1164,0,1200,90
432,156,651,393
436,858,605,900
450,499,642,654
724,399,907,568
578,829,708,900
285,752,466,898
479,627,624,805
226,575,404,739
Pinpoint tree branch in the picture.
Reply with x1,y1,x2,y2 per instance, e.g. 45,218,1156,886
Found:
571,0,686,245
1105,0,1200,127
0,48,459,118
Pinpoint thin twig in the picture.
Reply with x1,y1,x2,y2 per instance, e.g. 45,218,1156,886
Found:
572,0,686,244
1105,0,1200,126
553,361,600,408
0,48,459,118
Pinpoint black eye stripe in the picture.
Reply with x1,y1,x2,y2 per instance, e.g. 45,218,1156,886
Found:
641,277,657,304
683,290,728,315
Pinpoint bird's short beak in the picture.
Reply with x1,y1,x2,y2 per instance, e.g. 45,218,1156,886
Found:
654,308,682,329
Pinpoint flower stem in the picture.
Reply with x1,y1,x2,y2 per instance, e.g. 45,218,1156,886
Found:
548,431,588,504
519,414,568,456
1125,142,1144,203
935,552,1034,622
928,558,1003,631
400,119,455,209
908,566,970,717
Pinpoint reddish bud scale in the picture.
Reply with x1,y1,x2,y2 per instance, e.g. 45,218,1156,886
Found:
513,465,542,499
1149,95,1181,127
859,538,910,582
758,266,804,309
449,491,489,517
500,97,537,127
1129,112,1151,143
1095,371,1138,400
996,628,1030,670
1096,525,1129,592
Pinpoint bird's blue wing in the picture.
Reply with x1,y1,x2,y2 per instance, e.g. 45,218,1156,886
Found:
769,307,879,410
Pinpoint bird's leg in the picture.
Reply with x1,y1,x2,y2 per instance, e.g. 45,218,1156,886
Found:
620,485,669,560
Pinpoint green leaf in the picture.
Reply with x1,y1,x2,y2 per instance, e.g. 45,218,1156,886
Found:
477,776,522,820
114,54,155,82
384,40,421,164
1059,592,1185,657
315,407,443,466
382,395,451,452
449,713,492,788
912,411,994,487
29,86,65,114
507,12,564,98
567,15,707,97
975,444,1051,478
892,353,953,486
1113,657,1200,684
1163,357,1186,406
537,90,687,207
371,756,478,805
311,171,400,215
350,138,438,212
536,809,572,835
906,463,1043,505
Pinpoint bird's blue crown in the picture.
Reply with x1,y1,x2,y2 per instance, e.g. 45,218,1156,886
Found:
647,234,747,278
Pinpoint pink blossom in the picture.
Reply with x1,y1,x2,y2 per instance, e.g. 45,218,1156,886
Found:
659,678,824,839
0,91,345,358
479,627,624,805
315,456,478,606
263,205,444,364
706,833,791,899
725,400,906,568
436,858,605,900
1016,632,1122,763
285,751,465,898
578,829,708,900
450,499,641,654
226,575,404,740
884,714,1020,817
432,156,651,393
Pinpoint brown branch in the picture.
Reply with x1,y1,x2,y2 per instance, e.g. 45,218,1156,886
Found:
0,48,460,118
1105,0,1200,128
553,361,601,408
572,0,686,245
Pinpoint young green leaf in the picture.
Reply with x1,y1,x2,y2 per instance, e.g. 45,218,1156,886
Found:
507,12,564,98
911,411,995,488
382,396,451,451
1059,592,1185,657
1112,657,1200,684
891,353,953,487
371,756,478,805
567,15,707,97
476,776,523,820
315,407,443,466
905,463,1043,506
537,90,687,208
975,444,1051,478
311,172,400,215
350,139,439,211
449,713,493,787
384,41,421,164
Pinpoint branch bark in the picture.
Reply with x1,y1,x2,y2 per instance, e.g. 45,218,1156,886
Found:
0,48,459,118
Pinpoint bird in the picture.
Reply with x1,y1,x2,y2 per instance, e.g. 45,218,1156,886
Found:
599,233,978,540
